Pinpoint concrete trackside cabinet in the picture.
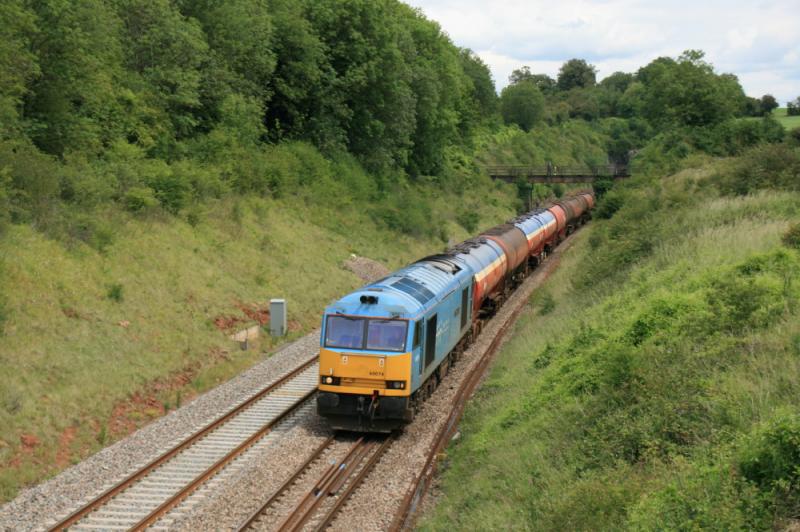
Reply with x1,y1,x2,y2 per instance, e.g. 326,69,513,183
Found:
270,299,287,337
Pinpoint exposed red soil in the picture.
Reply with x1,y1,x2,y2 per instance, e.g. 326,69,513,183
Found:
213,314,248,332
55,427,77,468
238,302,270,325
3,345,236,485
107,367,198,438
213,301,271,332
7,434,41,467
19,433,39,450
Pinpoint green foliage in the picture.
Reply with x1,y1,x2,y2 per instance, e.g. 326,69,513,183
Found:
66,213,116,252
787,97,800,117
760,94,779,115
0,0,39,139
456,208,479,233
636,50,746,129
783,223,800,249
0,169,10,232
535,291,556,315
715,143,800,195
557,58,597,90
106,283,123,302
500,82,545,131
421,158,800,531
123,186,159,213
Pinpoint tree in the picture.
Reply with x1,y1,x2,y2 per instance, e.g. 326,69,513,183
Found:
0,0,39,140
759,94,778,116
458,48,497,122
500,82,544,131
787,97,800,117
117,0,209,146
635,50,746,128
600,72,634,93
744,96,762,117
24,0,132,156
508,67,554,93
557,59,596,91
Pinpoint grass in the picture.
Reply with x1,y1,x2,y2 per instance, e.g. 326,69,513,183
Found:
0,119,614,502
0,181,517,502
418,158,800,530
772,108,800,130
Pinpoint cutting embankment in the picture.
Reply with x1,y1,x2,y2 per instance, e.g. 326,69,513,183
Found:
0,113,610,504
420,145,800,530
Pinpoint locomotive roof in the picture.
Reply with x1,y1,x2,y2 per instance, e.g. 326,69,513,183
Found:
325,261,470,320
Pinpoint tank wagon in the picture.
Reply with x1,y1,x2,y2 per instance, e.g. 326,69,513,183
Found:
317,192,595,431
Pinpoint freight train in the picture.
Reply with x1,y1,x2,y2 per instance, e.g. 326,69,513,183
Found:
317,192,595,431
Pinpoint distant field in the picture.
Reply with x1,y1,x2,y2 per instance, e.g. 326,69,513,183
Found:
773,107,800,130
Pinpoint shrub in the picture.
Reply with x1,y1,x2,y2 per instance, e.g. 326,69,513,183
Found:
739,414,800,491
628,461,770,530
145,166,191,214
66,213,115,252
106,283,124,303
536,291,556,315
456,209,479,233
0,168,10,232
705,252,796,332
123,186,159,213
783,223,800,250
715,144,800,195
594,190,624,219
0,140,60,223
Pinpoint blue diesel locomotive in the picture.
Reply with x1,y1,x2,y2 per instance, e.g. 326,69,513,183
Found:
317,192,595,431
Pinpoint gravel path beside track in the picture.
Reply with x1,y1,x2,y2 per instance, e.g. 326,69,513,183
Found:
0,332,322,532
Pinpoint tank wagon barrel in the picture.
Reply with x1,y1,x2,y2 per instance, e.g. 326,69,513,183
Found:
317,191,595,431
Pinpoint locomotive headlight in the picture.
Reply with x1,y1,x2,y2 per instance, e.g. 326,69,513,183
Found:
325,376,333,384
387,380,405,389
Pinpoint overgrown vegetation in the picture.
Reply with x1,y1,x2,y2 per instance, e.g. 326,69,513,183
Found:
420,146,800,531
0,0,792,510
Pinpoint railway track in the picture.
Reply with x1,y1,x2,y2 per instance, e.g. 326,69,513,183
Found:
38,221,583,532
48,357,320,531
388,231,578,531
238,433,394,531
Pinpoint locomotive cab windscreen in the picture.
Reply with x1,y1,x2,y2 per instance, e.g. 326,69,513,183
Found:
324,315,408,352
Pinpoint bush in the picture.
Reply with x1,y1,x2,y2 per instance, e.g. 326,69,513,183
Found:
145,165,191,214
106,283,124,302
715,144,800,195
739,414,800,491
0,140,60,223
536,291,556,315
456,209,479,233
783,223,800,250
0,169,10,233
65,213,115,252
594,190,624,219
123,187,159,213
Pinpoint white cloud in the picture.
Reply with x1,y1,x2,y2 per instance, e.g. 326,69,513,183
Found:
409,0,800,102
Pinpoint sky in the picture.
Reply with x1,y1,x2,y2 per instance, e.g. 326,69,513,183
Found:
408,0,800,104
